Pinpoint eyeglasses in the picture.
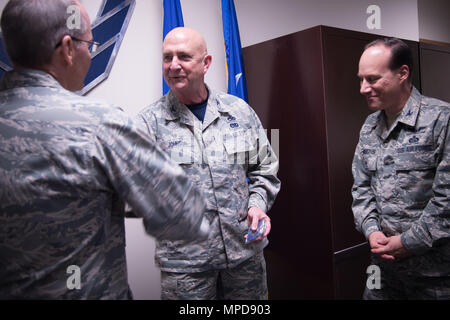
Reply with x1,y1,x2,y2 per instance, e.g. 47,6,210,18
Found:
73,37,100,54
55,36,100,54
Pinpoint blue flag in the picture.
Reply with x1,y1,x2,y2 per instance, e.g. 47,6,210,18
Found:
221,0,248,102
163,0,184,95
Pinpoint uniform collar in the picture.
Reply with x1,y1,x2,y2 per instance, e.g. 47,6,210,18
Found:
163,90,190,121
396,86,421,128
0,69,63,91
162,84,235,128
374,86,421,140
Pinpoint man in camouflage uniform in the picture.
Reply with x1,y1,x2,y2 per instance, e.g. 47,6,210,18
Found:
0,0,208,299
352,38,450,299
137,27,280,300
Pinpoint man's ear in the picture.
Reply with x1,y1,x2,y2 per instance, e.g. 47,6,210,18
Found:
56,35,75,66
203,54,212,73
398,65,410,83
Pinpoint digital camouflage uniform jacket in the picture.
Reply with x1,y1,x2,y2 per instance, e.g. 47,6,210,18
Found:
0,70,207,299
352,87,450,276
137,87,281,272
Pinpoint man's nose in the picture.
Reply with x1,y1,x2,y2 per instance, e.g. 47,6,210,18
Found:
360,79,371,95
169,57,181,70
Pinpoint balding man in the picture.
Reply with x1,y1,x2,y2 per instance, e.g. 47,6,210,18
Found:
352,38,450,299
137,27,280,300
0,1,208,299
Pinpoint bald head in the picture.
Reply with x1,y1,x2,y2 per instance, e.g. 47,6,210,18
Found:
162,27,212,104
358,43,412,116
163,27,208,55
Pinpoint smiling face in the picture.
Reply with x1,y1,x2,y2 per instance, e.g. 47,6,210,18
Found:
358,44,405,115
162,28,211,102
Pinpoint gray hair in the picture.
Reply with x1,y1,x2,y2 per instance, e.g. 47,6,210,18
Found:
1,0,88,68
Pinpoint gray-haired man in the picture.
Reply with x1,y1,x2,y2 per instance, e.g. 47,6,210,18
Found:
0,0,208,299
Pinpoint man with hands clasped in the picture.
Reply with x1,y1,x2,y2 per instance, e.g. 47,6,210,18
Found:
352,38,449,299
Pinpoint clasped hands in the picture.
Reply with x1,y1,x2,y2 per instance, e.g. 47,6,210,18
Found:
368,231,412,261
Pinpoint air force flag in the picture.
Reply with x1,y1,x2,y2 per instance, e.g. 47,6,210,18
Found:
221,0,248,102
163,0,184,95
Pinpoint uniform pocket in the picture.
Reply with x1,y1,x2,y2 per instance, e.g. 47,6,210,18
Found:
395,149,436,171
364,156,377,172
395,151,436,205
223,129,256,155
222,129,257,167
221,130,252,223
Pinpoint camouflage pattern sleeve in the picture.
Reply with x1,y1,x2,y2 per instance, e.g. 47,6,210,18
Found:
135,109,158,140
401,113,450,254
246,106,281,213
352,132,381,239
0,69,208,298
94,112,208,241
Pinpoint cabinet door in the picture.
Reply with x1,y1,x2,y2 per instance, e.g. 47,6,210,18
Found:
244,26,336,299
420,42,450,103
321,26,421,253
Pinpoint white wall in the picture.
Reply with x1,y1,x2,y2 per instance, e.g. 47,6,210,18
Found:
235,0,419,47
84,0,227,115
1,0,448,300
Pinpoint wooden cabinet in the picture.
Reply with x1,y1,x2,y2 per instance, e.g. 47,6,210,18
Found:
243,25,421,299
419,42,450,103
